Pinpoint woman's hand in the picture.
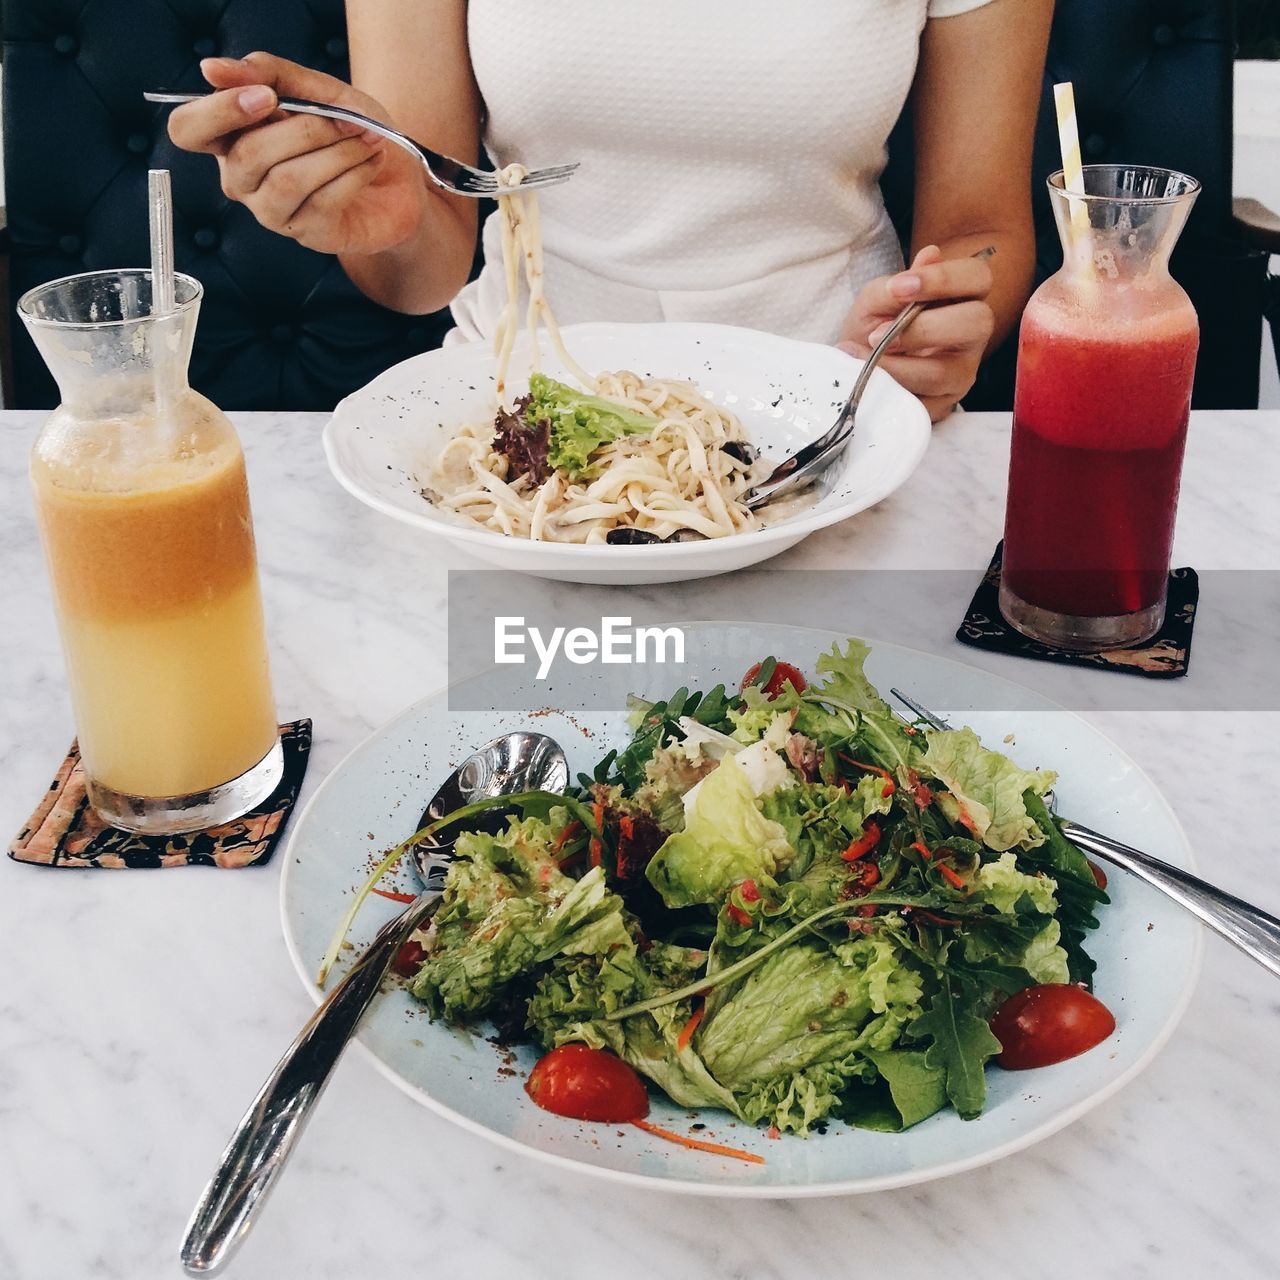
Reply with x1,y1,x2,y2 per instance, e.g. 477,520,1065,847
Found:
167,51,430,257
837,245,995,422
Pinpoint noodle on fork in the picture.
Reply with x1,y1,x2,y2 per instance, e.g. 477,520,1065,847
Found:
426,164,772,544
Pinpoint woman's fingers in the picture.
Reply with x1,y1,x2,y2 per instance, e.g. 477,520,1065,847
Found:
168,85,277,157
283,155,392,248
222,112,369,199
868,300,995,354
205,50,365,108
875,349,976,400
169,51,380,160
245,137,382,232
858,248,994,319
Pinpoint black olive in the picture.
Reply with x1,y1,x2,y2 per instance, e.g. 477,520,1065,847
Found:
605,527,708,545
721,440,757,465
606,528,664,545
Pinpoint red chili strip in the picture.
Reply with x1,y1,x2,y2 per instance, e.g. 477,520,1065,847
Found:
841,820,882,862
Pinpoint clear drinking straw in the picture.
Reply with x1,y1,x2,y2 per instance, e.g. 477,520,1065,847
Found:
147,169,176,424
148,169,176,314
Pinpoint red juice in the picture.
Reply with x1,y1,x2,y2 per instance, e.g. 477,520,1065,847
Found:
1002,301,1198,619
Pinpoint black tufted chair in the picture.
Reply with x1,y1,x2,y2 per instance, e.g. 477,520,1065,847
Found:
884,0,1276,410
3,0,1276,412
1,0,457,411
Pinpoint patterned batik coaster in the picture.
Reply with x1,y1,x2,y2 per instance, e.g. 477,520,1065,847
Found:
8,719,312,868
957,544,1197,679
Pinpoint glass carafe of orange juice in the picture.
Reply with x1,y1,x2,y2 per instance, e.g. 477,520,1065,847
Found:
19,269,282,833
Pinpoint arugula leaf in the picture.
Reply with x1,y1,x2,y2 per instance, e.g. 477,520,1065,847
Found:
596,683,738,794
844,1048,949,1131
906,975,1002,1120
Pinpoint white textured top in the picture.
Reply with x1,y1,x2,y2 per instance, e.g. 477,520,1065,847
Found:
450,0,995,345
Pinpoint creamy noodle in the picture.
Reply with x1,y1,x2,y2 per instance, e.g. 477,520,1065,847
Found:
427,164,769,544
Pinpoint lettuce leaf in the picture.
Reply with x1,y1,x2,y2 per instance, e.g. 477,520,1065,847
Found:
812,638,891,717
922,727,1056,851
967,853,1069,984
696,936,926,1133
761,775,893,881
524,372,657,477
645,753,794,907
411,817,633,1020
528,946,743,1115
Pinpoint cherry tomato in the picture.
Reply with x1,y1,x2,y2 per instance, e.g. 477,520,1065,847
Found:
1088,860,1108,891
740,660,808,699
525,1044,650,1122
990,983,1116,1071
391,939,426,978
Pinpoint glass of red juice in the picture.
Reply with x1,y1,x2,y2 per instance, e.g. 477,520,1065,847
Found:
1000,164,1201,651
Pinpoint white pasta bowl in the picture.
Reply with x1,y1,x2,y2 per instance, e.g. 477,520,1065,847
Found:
323,321,931,584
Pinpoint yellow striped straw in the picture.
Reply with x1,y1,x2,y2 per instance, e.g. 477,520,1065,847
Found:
1053,81,1090,234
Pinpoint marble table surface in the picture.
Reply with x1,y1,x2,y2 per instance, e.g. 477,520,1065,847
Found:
3,408,1278,1280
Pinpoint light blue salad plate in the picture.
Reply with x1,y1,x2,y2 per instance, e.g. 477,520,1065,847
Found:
279,623,1201,1197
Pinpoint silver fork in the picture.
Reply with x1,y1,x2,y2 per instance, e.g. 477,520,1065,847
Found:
888,688,1280,980
144,90,578,197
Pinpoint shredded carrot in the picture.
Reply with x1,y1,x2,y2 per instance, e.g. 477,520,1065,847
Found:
370,886,417,904
632,1118,765,1165
839,755,896,796
910,840,932,861
937,862,969,892
590,799,606,868
675,1002,705,1053
614,813,635,877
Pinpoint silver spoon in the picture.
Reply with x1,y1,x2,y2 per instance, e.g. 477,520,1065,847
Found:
179,732,569,1276
889,688,1280,980
744,246,997,512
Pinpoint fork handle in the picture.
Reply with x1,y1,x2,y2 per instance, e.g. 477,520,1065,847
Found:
1061,820,1280,979
179,893,439,1275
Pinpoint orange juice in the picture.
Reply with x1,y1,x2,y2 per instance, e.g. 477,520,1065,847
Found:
31,416,277,799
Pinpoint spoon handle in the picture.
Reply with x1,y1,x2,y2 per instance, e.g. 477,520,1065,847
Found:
743,246,995,511
180,893,439,1275
1061,819,1280,979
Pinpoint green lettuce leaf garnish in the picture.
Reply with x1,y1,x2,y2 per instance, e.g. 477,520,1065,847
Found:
524,372,657,477
645,753,793,907
697,935,926,1133
922,727,1056,851
411,817,631,1020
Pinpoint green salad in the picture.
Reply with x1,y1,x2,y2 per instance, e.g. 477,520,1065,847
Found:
394,640,1109,1136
